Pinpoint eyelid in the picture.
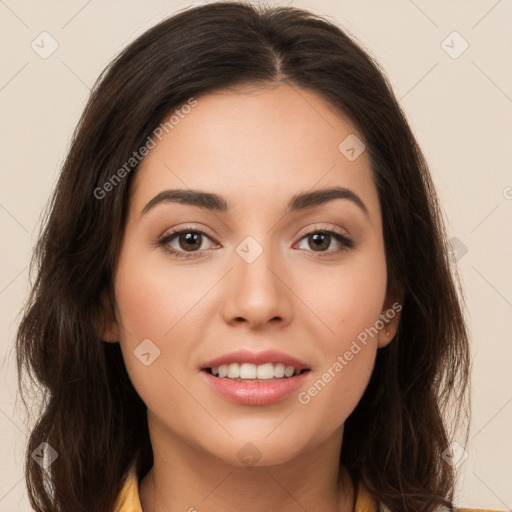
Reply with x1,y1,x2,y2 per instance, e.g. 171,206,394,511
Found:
297,223,351,239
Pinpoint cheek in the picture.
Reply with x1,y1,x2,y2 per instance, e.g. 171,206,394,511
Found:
292,247,386,430
113,242,206,342
297,247,388,344
112,248,191,400
296,342,376,444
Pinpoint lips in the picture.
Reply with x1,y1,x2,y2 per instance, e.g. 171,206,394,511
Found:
201,367,310,405
201,349,310,370
200,349,311,405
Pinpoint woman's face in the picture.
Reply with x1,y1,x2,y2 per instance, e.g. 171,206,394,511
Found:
104,83,400,467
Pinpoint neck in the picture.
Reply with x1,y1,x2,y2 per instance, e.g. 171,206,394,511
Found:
139,417,355,512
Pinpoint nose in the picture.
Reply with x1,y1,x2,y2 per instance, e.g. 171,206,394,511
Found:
221,240,293,329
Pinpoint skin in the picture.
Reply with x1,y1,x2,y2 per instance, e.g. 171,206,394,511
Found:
103,82,401,512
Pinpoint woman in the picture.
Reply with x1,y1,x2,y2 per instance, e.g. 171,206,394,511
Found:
16,2,499,511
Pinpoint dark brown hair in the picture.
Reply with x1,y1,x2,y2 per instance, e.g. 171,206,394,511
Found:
16,2,470,510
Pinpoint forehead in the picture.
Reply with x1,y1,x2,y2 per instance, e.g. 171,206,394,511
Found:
129,83,380,223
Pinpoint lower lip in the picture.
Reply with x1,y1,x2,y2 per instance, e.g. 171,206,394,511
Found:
201,370,310,405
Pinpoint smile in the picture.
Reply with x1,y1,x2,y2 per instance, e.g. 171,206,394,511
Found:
206,362,308,380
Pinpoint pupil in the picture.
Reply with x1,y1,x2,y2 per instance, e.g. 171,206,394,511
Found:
311,233,328,251
181,232,200,250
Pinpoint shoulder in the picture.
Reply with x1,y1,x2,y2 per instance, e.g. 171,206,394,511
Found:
456,509,506,512
355,481,505,512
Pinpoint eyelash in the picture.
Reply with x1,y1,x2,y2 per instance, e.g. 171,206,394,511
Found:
157,225,354,259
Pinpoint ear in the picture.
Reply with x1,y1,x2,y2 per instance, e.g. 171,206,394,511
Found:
376,296,403,349
99,290,120,343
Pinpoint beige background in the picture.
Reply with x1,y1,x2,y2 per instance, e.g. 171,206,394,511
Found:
1,0,511,509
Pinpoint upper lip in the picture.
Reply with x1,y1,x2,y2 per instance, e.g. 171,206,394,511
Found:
201,349,310,370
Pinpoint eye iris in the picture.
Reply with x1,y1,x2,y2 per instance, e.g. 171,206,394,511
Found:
179,232,201,251
309,233,329,251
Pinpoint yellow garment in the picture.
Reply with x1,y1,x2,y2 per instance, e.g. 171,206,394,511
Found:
113,462,502,512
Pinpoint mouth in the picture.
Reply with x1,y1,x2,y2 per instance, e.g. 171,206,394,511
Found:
203,363,311,381
200,350,312,404
201,364,311,406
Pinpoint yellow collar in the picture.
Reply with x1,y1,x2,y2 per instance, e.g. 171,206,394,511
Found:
113,462,499,512
113,463,376,512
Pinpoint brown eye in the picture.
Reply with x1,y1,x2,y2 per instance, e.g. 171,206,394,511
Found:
158,228,217,258
307,233,331,252
177,232,203,251
296,229,354,254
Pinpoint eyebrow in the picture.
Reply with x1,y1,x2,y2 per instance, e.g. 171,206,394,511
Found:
141,186,369,218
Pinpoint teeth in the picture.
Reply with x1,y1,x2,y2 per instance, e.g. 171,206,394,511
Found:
227,363,239,378
256,363,274,379
284,365,295,377
274,363,285,378
240,363,257,379
209,363,304,380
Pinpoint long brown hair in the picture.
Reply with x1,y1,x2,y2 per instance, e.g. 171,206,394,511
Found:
15,2,470,510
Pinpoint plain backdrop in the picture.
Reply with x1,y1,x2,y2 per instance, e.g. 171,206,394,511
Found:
0,0,511,509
